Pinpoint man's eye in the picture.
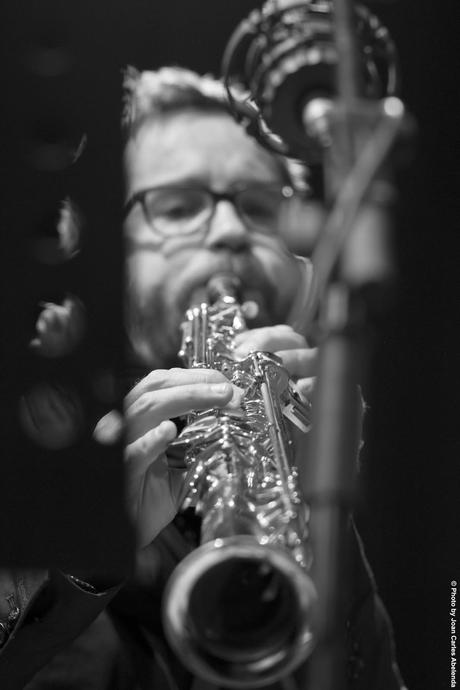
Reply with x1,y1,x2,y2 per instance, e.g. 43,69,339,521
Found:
161,204,191,219
242,194,278,219
155,195,202,220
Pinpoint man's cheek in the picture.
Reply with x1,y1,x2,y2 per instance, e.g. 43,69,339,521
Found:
160,235,203,256
252,243,294,284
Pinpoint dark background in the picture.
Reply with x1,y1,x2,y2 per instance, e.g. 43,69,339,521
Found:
1,1,458,688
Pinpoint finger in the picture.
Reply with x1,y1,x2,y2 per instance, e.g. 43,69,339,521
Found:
125,382,235,442
125,420,178,472
233,325,307,358
125,421,180,546
295,376,316,398
125,367,229,408
275,348,318,378
93,410,124,445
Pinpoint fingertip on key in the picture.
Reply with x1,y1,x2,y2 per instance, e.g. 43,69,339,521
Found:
210,382,232,396
158,420,178,441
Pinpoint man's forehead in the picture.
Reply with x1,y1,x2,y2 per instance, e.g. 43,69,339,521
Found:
124,110,285,194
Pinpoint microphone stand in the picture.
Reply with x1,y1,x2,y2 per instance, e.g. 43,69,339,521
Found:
304,1,398,688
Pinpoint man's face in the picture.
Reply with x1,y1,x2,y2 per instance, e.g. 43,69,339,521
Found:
124,110,304,367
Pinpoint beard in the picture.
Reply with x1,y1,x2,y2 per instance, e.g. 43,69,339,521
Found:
126,283,190,369
126,245,299,369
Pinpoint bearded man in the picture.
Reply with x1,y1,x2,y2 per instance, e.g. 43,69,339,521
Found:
0,67,405,690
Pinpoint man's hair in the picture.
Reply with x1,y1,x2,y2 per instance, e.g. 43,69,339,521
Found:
122,66,231,139
122,65,310,193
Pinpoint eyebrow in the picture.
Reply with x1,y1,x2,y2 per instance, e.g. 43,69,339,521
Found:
140,173,285,190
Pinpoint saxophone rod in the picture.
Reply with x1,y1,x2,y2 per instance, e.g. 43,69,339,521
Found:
259,368,292,496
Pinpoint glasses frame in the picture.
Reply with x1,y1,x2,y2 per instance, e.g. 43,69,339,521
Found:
123,183,295,237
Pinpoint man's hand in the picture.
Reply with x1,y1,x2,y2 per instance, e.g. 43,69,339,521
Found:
233,324,317,397
123,368,242,548
95,326,314,549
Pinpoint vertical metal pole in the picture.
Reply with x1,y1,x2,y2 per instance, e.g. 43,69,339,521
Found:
305,2,364,689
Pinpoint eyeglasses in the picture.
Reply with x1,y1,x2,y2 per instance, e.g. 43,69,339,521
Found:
123,184,295,237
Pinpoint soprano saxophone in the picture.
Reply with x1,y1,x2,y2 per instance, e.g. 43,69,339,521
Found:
163,273,317,688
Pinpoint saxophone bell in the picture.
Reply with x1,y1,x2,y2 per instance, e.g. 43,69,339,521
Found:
163,537,316,688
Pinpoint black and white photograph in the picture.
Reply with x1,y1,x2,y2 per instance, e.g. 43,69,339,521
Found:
0,1,457,689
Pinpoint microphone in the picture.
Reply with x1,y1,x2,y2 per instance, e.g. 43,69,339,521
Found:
222,0,399,162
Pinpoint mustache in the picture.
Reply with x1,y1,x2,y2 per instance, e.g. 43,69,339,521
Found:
173,251,275,311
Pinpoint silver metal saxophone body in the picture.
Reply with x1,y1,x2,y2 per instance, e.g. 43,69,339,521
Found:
163,274,317,688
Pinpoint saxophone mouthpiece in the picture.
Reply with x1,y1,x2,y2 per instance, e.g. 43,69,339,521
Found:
207,273,241,304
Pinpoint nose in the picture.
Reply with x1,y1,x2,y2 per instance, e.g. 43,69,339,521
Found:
204,200,251,252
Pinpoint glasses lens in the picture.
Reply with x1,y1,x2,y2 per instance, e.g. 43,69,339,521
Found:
144,188,210,235
238,186,291,231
